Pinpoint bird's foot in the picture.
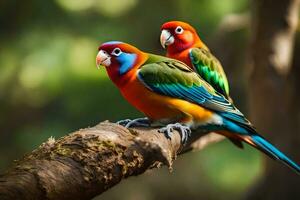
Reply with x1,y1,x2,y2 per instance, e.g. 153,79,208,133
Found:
116,117,150,128
158,123,191,145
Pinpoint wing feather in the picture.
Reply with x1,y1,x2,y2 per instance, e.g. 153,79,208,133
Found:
137,58,253,129
189,48,230,99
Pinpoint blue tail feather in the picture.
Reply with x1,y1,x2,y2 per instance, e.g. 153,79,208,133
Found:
250,135,300,174
222,117,300,174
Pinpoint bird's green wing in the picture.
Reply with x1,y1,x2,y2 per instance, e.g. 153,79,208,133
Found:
138,55,252,129
189,48,230,99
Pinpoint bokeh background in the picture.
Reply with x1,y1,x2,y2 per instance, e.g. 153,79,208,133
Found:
0,0,299,199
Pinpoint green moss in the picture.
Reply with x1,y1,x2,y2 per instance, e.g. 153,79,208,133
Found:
53,145,72,157
128,129,139,136
101,140,116,148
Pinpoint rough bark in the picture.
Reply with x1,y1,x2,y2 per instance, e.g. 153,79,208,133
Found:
0,121,222,200
248,0,300,199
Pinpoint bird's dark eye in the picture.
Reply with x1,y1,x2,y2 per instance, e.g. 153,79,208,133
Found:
175,26,184,34
112,48,122,56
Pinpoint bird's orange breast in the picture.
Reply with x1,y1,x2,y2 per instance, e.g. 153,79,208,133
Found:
119,74,213,123
167,48,193,68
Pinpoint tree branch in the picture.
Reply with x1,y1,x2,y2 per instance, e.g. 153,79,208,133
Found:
0,121,222,200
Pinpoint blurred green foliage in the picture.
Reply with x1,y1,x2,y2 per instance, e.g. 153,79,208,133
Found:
0,0,263,199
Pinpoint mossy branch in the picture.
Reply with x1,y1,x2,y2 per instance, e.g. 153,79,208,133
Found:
0,121,223,200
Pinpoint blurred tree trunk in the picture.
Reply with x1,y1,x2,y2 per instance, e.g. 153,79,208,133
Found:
248,0,300,199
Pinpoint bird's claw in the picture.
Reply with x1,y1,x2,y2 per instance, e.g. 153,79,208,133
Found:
116,119,132,126
158,123,191,145
116,117,150,128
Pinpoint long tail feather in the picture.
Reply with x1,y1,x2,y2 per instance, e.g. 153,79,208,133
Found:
221,116,300,174
243,134,300,174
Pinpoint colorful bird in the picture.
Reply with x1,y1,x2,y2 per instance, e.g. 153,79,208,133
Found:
160,21,230,100
96,41,300,174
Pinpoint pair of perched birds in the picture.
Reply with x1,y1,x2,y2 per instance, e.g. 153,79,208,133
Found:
96,21,300,173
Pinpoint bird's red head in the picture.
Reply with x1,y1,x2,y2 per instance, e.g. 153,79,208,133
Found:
160,21,204,54
96,41,147,86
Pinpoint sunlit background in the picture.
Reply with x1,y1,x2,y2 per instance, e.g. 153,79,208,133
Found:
0,0,266,199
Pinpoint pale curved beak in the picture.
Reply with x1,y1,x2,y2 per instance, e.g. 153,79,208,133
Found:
160,29,175,48
96,50,111,69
